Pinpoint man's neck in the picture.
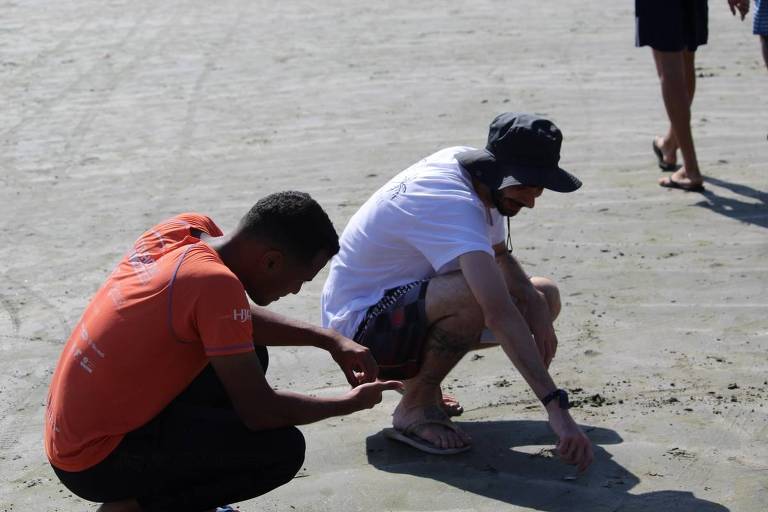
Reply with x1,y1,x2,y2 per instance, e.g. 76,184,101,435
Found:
198,231,234,264
471,177,495,210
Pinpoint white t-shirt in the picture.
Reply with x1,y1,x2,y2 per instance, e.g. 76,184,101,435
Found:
321,146,506,338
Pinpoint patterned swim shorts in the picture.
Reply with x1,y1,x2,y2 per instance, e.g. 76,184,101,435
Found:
353,280,430,380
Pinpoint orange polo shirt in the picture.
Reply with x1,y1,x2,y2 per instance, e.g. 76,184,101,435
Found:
45,213,255,472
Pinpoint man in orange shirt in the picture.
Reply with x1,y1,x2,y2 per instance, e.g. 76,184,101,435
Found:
45,191,401,512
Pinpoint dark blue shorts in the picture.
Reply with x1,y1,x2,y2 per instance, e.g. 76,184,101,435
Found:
756,0,768,36
353,280,430,380
635,0,708,52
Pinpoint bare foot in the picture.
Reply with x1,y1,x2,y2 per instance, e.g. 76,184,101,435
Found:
398,386,464,416
658,168,704,192
392,402,471,450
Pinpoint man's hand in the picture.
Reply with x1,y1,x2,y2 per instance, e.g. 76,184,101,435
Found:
546,406,594,472
344,379,404,410
328,333,379,386
211,352,399,429
728,0,750,20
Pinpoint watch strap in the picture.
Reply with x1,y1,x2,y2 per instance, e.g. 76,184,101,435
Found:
541,389,571,409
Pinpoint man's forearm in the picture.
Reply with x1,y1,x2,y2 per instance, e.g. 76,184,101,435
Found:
496,251,553,332
250,305,335,349
211,350,383,432
460,250,558,400
486,310,557,400
256,390,356,428
495,250,537,303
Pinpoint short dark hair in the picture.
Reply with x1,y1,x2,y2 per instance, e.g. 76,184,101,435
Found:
240,191,339,263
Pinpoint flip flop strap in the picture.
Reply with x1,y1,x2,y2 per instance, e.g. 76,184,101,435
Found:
402,418,461,436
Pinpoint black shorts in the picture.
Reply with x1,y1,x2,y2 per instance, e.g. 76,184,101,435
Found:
635,0,708,52
353,280,429,380
51,347,306,512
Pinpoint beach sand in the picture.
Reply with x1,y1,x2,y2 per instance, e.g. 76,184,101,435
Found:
1,1,767,510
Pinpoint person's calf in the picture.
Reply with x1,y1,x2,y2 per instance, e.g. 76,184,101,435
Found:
399,324,479,411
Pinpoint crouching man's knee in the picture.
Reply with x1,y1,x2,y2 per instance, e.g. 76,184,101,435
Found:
255,426,306,491
238,427,306,503
278,427,306,484
531,277,561,320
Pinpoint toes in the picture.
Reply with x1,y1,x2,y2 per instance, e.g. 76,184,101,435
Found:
441,431,463,449
446,429,465,448
442,403,463,416
441,395,464,416
413,424,468,449
660,169,686,184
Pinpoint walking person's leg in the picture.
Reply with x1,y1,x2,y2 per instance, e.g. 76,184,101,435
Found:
761,35,768,69
652,50,698,170
654,49,705,191
756,0,768,69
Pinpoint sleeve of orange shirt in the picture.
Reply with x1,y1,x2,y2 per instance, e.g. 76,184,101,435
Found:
193,268,255,357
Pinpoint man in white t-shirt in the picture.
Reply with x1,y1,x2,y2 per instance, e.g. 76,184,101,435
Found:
321,113,593,471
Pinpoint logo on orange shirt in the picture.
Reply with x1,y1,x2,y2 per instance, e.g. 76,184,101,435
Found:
233,308,251,323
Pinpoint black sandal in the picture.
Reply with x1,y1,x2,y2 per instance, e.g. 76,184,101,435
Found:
659,175,705,192
652,140,680,172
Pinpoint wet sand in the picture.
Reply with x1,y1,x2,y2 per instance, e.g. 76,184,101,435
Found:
1,1,767,510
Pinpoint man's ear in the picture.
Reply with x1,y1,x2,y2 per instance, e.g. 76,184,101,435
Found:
261,249,284,273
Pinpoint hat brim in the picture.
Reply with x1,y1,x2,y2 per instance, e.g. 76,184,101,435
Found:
457,148,582,193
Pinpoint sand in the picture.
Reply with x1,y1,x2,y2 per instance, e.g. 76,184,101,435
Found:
1,1,767,510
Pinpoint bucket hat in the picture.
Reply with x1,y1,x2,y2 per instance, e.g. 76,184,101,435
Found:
457,112,582,193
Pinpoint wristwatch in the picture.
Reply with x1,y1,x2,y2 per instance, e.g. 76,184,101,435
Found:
541,389,571,409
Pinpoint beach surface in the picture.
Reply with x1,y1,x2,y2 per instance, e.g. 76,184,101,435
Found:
1,1,767,510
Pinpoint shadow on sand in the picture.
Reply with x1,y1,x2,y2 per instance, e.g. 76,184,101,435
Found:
366,420,728,512
696,176,768,229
